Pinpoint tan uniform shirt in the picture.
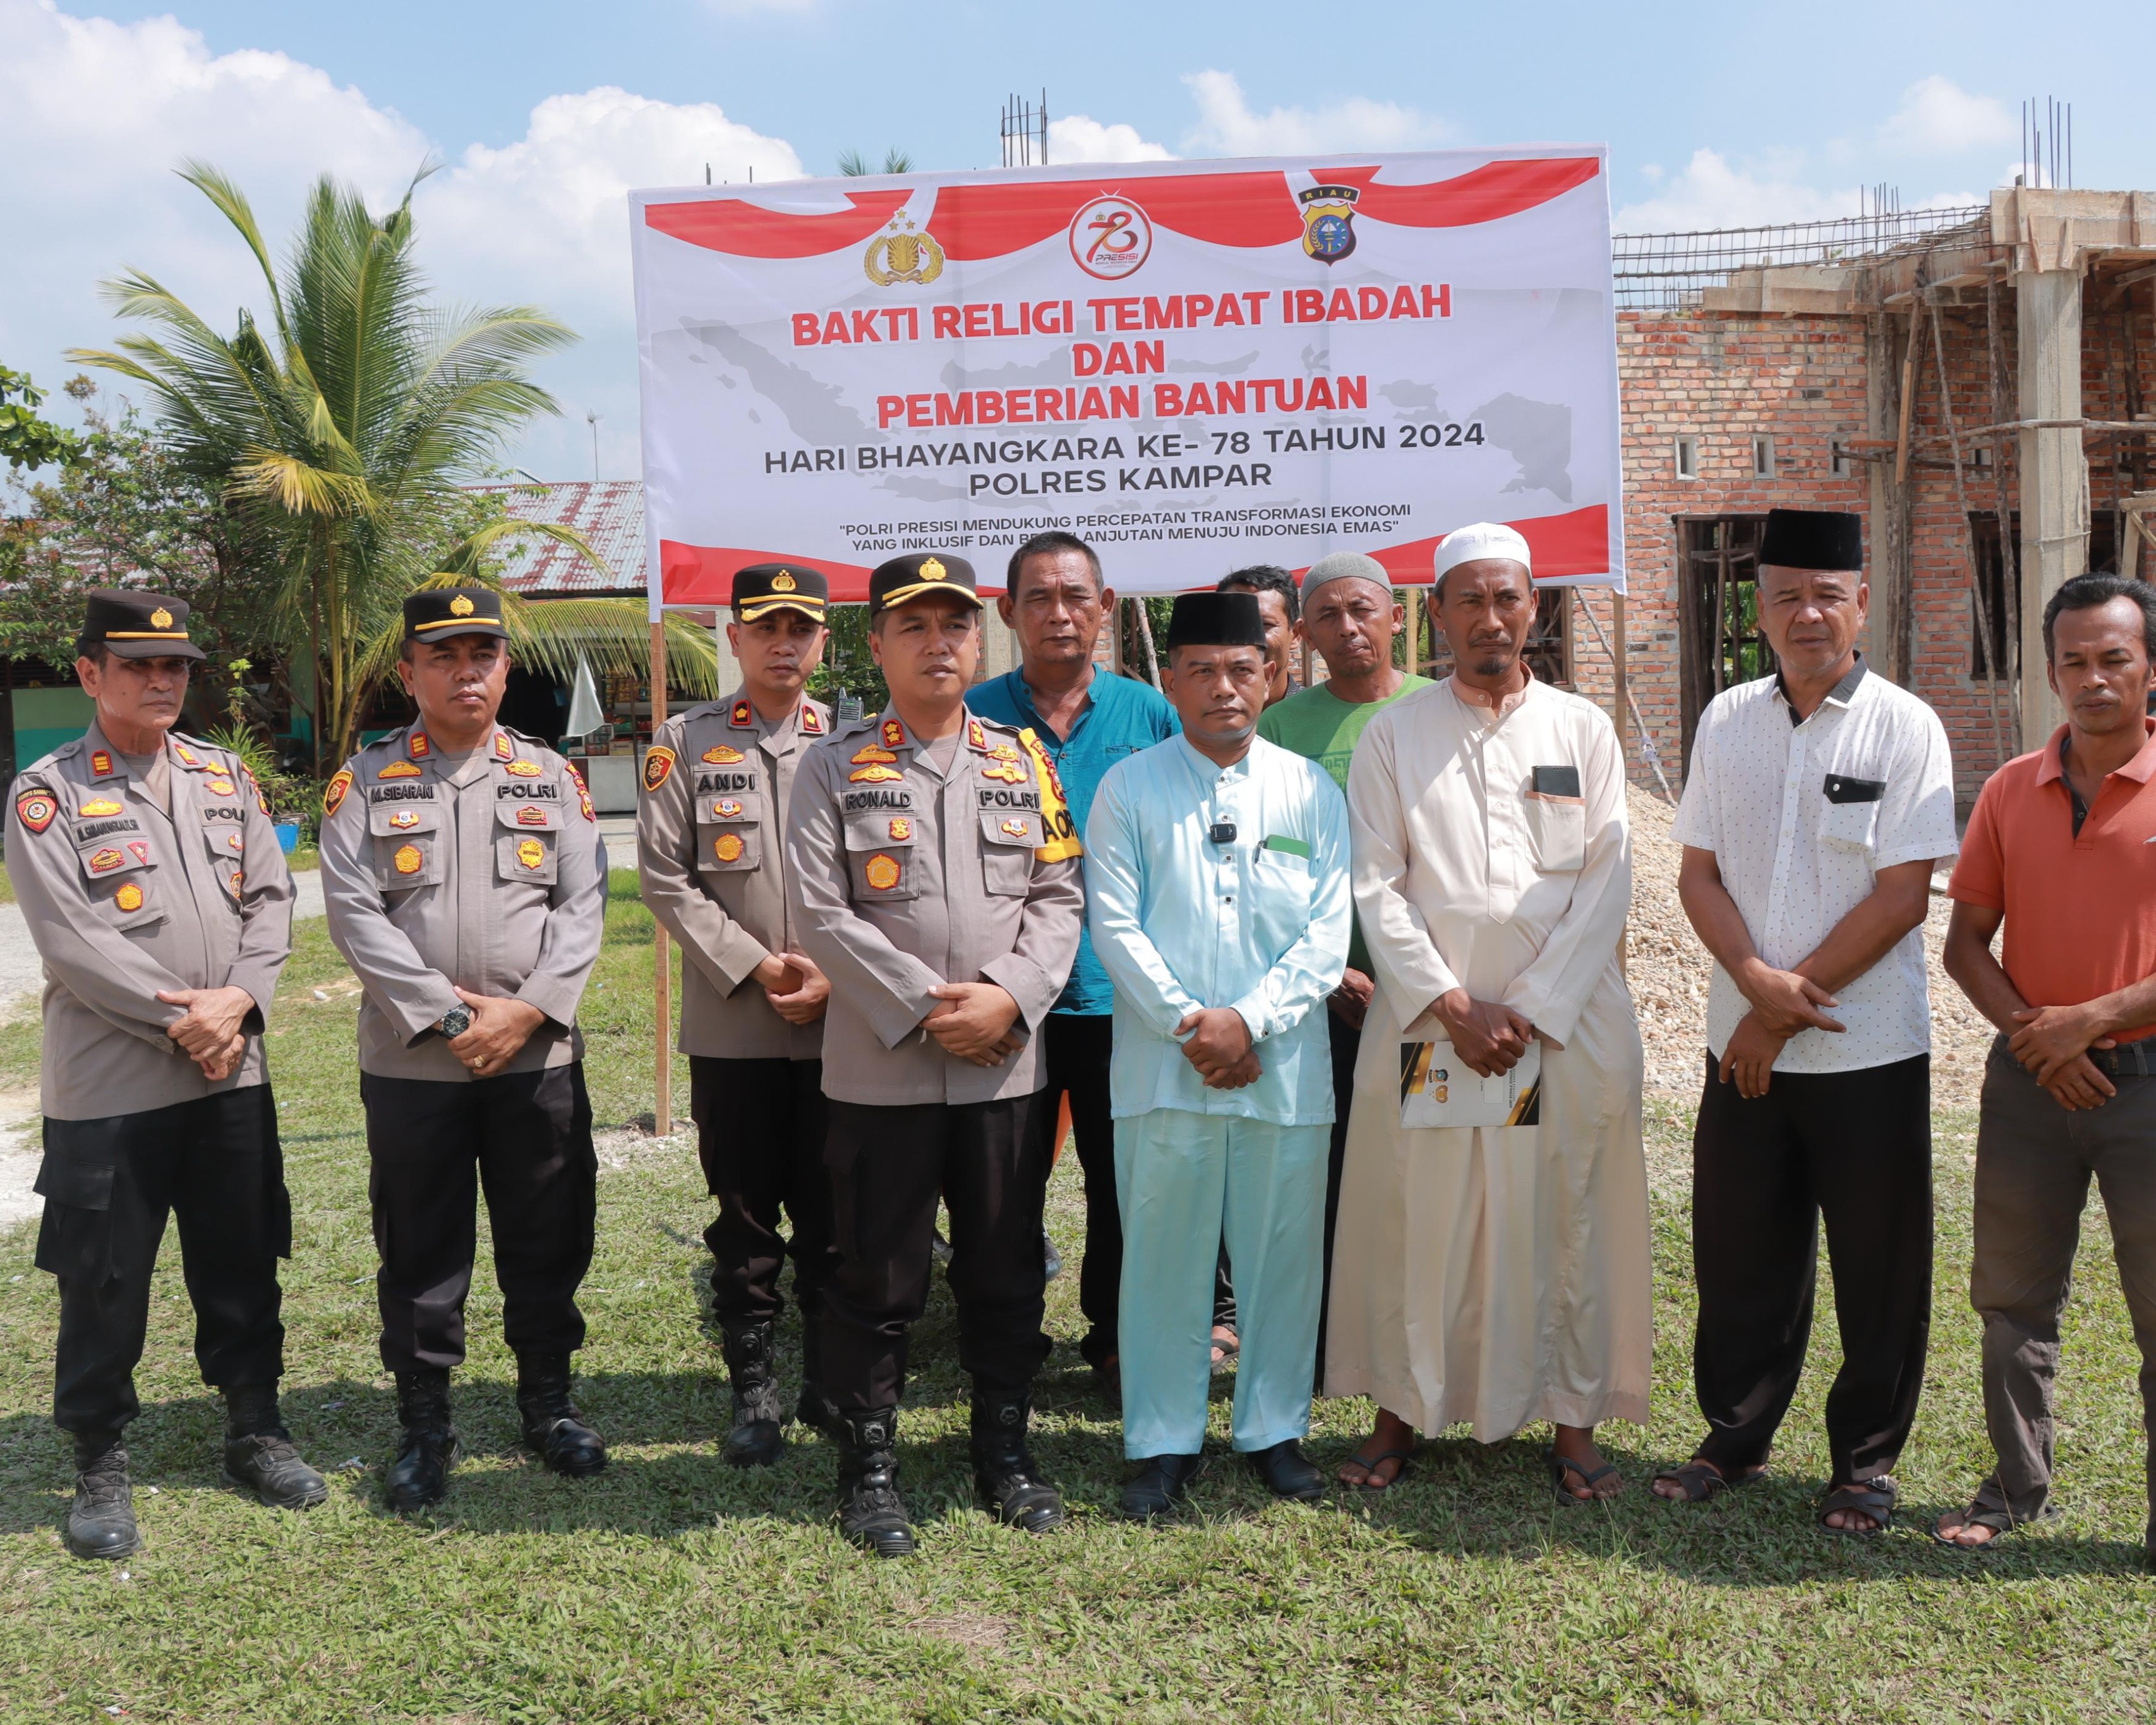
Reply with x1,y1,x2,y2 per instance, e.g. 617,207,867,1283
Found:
785,705,1085,1105
8,723,294,1121
637,692,831,1062
318,723,607,1081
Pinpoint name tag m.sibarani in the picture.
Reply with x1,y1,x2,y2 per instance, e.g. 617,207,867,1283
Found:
1399,1038,1542,1130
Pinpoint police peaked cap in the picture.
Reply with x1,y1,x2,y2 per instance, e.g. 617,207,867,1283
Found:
732,563,830,623
869,552,985,617
81,588,205,661
403,586,509,644
1760,508,1864,572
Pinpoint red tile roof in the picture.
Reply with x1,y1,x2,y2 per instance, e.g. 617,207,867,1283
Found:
469,480,646,597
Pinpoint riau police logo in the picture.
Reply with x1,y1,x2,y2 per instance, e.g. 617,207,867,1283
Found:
864,213,945,286
1298,184,1360,265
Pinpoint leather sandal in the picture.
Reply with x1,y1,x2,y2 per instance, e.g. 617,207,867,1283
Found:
1340,1446,1414,1494
1819,1476,1897,1537
1651,1457,1766,1503
1546,1448,1622,1504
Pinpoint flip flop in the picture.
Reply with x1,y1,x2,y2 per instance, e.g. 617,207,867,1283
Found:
1651,1458,1766,1503
1546,1448,1622,1504
1339,1446,1413,1494
1819,1476,1897,1537
1930,1499,2059,1551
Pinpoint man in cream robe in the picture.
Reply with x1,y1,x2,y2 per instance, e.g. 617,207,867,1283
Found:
1327,524,1651,1499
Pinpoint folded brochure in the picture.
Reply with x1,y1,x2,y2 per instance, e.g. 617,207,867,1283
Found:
1399,1038,1542,1129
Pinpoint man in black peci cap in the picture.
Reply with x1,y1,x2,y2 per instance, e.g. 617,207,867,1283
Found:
1661,510,1960,1535
637,563,841,1467
785,551,1086,1556
319,586,612,1512
10,589,323,1560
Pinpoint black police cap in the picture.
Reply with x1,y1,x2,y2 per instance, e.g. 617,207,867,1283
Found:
403,587,509,644
868,552,984,618
81,588,205,661
732,563,830,623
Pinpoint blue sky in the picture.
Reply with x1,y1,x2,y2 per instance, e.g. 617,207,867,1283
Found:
4,0,2147,480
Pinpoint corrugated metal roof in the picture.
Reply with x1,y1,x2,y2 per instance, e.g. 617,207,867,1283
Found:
469,479,646,597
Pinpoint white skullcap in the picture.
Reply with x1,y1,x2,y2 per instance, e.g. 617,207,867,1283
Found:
1433,522,1533,585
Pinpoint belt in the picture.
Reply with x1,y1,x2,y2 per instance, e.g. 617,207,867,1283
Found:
2088,1040,2156,1078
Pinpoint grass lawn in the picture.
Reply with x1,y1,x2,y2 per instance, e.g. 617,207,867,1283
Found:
0,872,2151,1721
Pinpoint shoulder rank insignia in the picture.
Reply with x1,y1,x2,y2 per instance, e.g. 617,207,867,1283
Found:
90,750,114,778
77,798,124,818
730,699,752,727
641,746,676,792
408,730,432,759
88,846,126,874
850,764,903,784
702,744,746,764
563,762,595,822
129,841,150,865
205,777,236,796
881,719,905,750
864,852,901,891
515,805,549,826
850,745,899,765
172,742,202,769
388,810,421,829
711,832,745,863
713,798,745,819
378,760,422,779
889,816,912,841
801,705,824,735
324,769,353,816
506,759,544,779
980,762,1027,784
967,718,987,752
493,732,514,762
393,843,424,875
114,882,143,912
15,791,57,834
516,838,546,870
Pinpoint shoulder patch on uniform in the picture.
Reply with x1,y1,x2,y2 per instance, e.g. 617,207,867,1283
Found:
90,750,114,778
701,743,745,764
15,790,57,833
642,746,676,793
493,731,514,762
408,730,432,759
378,760,423,779
563,762,595,822
881,719,905,750
171,742,202,769
967,717,987,752
324,769,353,817
801,704,825,735
730,698,752,728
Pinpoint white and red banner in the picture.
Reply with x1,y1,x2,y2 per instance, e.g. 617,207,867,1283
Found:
629,148,1623,610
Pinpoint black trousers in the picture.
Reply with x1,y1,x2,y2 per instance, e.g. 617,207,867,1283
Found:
36,1087,289,1436
1216,1011,1359,1371
1041,1013,1118,1367
820,1089,1057,1417
690,1054,836,1331
362,1064,596,1375
1691,1050,1933,1484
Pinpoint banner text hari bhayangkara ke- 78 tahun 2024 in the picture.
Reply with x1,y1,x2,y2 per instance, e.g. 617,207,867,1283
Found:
628,149,1625,608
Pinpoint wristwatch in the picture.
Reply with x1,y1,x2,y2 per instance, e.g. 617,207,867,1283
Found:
435,1005,474,1038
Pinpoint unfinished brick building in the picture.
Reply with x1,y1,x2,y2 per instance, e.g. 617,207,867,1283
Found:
1555,186,2156,811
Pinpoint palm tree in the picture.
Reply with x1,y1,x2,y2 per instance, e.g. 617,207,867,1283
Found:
71,162,715,771
838,150,914,176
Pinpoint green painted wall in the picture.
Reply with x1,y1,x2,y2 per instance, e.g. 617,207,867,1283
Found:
11,685,97,771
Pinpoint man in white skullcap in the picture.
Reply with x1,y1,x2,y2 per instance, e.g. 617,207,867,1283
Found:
1325,524,1652,1500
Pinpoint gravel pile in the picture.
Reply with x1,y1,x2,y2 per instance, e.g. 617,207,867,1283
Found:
1622,786,1993,1110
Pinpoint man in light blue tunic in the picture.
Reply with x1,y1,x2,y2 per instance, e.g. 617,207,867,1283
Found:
1083,591,1352,1519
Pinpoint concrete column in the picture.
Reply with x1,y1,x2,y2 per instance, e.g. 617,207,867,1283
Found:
2016,265,2088,743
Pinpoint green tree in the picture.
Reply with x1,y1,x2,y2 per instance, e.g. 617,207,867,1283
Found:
0,366,86,472
68,162,714,771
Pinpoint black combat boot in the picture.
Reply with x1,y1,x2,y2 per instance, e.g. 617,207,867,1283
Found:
720,1320,785,1467
64,1432,139,1561
970,1392,1066,1533
220,1384,328,1511
793,1316,841,1441
834,1410,915,1558
385,1367,459,1513
516,1353,608,1478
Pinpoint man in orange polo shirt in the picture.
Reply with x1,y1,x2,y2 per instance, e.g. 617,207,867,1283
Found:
1937,572,2156,1562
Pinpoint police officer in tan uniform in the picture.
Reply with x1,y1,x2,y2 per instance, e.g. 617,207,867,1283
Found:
319,587,610,1511
11,589,323,1561
786,552,1086,1556
639,562,841,1466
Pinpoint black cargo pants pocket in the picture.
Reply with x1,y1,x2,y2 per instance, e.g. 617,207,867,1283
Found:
33,1125,119,1282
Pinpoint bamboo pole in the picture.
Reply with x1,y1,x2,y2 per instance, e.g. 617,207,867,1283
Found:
649,618,671,1138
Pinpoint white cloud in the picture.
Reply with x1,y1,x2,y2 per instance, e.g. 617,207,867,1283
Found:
1614,148,1862,231
1179,69,1450,157
0,0,802,481
1045,114,1174,165
1879,76,2016,155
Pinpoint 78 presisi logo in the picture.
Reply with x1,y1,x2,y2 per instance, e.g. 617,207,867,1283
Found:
1069,195,1152,281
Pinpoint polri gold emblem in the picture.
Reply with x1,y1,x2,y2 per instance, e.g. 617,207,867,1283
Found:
115,882,144,912
517,838,546,870
150,606,173,628
712,832,745,863
864,852,901,891
394,843,424,875
772,570,797,591
864,215,945,286
450,594,475,616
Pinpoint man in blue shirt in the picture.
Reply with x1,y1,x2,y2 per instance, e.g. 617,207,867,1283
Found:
1085,591,1352,1519
973,532,1177,1393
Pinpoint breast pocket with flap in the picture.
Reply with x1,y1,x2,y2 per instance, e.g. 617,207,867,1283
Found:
495,800,559,886
1819,772,1886,852
696,792,762,874
368,798,446,890
845,808,920,902
76,831,162,931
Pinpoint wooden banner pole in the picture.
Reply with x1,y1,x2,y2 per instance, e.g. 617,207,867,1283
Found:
649,618,672,1138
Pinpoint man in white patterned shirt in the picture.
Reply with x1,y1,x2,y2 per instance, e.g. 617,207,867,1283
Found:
1659,508,1959,1537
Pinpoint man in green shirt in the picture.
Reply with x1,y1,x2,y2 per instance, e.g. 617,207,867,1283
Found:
1257,552,1431,1381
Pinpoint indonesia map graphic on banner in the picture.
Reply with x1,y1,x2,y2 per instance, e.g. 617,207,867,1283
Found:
629,148,1624,608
